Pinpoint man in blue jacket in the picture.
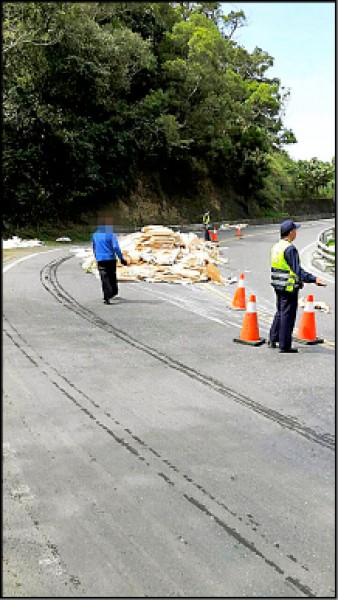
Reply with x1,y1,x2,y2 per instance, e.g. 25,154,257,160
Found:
92,217,129,304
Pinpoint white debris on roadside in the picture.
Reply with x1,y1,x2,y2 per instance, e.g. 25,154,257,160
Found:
2,236,45,249
75,225,228,285
69,246,101,278
56,236,72,242
69,246,90,258
298,297,330,313
220,223,248,230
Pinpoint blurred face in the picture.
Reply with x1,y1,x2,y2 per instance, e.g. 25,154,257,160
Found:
289,228,297,241
97,215,113,228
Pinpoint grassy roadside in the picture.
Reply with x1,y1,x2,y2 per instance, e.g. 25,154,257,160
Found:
2,243,60,264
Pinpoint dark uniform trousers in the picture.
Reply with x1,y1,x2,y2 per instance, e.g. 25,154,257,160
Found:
269,289,299,351
97,259,118,301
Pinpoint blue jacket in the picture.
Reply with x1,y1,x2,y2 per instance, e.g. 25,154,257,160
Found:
284,244,316,286
92,226,125,262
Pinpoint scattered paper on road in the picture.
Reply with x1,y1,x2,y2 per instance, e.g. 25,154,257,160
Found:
2,236,45,249
76,225,227,284
298,297,330,313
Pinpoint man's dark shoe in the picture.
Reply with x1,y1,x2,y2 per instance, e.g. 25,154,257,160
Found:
268,341,277,348
279,348,298,353
103,299,111,304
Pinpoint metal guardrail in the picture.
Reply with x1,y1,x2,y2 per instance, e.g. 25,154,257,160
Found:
312,227,335,273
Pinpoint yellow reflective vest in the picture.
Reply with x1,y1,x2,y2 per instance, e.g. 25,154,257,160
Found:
203,212,210,225
271,239,299,292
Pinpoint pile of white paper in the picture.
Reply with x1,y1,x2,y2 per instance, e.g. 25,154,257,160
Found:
76,225,227,284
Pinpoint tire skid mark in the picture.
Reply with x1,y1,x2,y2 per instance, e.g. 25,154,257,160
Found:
5,288,320,595
5,317,249,529
4,319,316,597
181,496,319,598
4,257,328,596
41,256,334,452
183,494,284,575
5,324,150,467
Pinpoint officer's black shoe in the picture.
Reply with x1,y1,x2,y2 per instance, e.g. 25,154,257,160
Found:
103,299,111,305
279,348,298,353
268,341,277,348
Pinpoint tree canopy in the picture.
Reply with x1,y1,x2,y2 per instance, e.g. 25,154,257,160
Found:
2,2,334,228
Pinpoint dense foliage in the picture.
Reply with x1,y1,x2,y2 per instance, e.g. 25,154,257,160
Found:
2,2,335,228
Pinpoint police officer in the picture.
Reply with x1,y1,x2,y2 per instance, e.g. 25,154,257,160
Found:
269,219,326,353
203,210,211,241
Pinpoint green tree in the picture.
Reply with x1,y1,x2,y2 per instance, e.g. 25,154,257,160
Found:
3,1,302,228
3,2,155,225
294,158,335,198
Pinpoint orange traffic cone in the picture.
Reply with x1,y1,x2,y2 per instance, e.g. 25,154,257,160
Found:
294,295,324,344
210,227,218,242
231,273,246,310
235,224,242,238
234,294,265,346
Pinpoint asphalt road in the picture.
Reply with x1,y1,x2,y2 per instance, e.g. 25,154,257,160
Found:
3,218,335,597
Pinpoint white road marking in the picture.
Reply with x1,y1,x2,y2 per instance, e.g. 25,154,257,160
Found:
3,249,59,273
139,282,251,329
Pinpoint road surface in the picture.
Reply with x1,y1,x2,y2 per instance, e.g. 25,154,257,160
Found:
3,218,335,597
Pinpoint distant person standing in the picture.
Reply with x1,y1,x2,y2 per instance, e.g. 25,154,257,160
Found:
269,219,326,353
203,210,211,241
92,216,129,304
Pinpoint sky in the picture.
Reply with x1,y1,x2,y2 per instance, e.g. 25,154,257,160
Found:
221,2,335,162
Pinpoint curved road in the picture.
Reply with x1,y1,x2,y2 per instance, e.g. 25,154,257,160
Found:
3,218,335,597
